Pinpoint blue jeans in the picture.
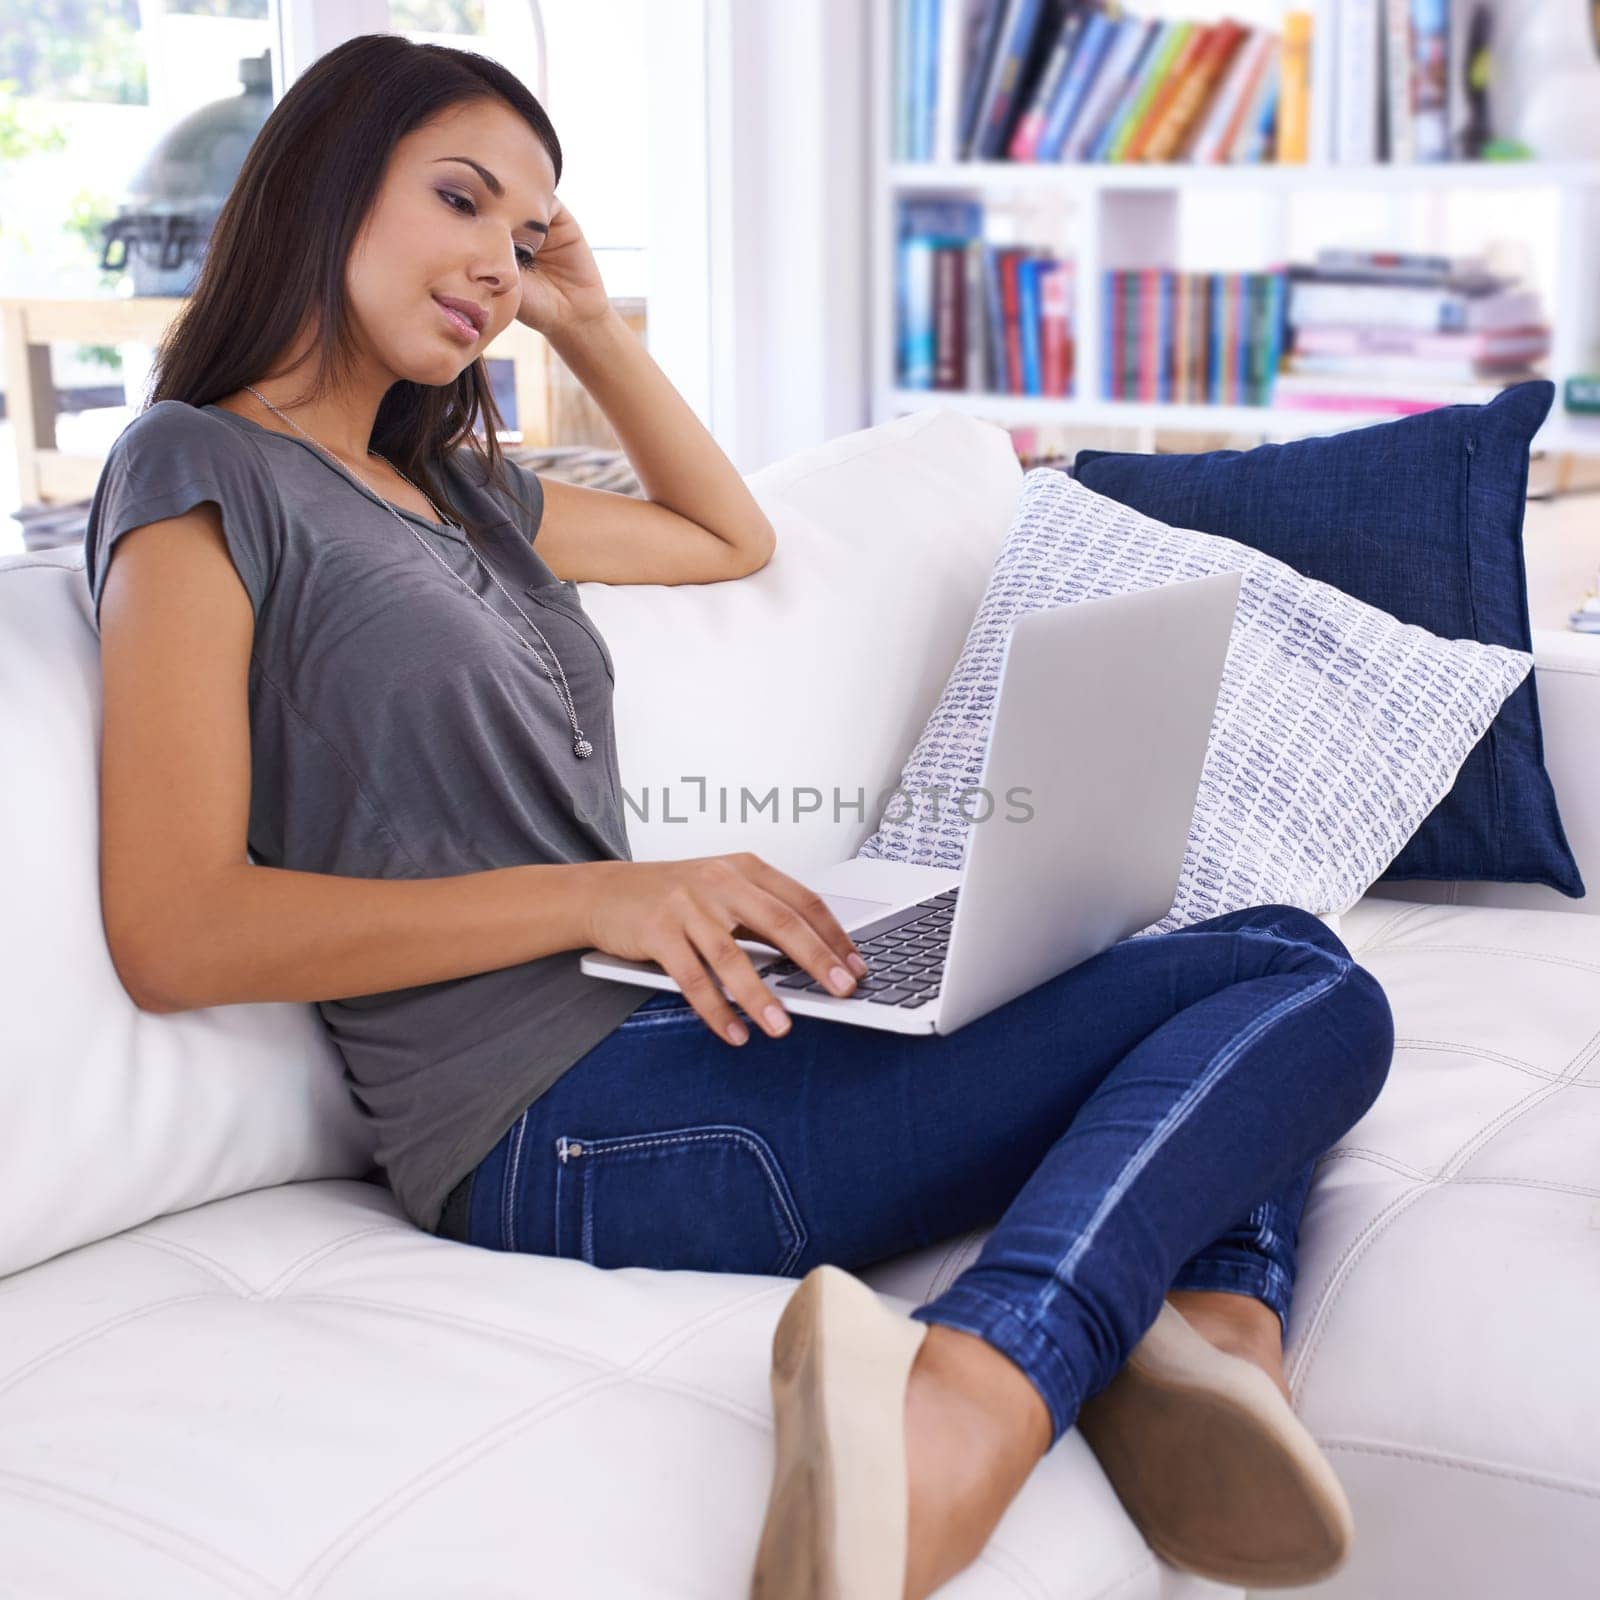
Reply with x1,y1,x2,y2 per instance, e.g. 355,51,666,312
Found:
451,903,1394,1448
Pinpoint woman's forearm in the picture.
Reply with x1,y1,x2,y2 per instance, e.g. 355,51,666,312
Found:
546,308,774,564
126,858,620,1014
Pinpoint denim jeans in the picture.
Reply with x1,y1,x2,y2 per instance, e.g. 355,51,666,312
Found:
445,902,1394,1448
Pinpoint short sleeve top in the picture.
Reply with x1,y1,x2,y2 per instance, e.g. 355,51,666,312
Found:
84,400,655,1232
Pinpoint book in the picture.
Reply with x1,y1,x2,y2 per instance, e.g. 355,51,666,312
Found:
1272,371,1528,411
1017,255,1044,391
1293,326,1550,363
1335,0,1380,163
895,0,917,160
1288,280,1544,333
1234,40,1282,163
1008,5,1090,161
1221,37,1279,163
1308,0,1339,164
964,240,989,390
1145,20,1247,163
1105,22,1187,162
1000,249,1026,390
933,244,966,387
1123,23,1209,162
1410,0,1450,161
1277,11,1312,163
1087,20,1166,160
897,198,983,385
959,0,1013,157
1040,260,1075,395
1063,18,1152,161
1382,0,1415,163
1037,11,1117,161
974,0,1072,160
1188,29,1270,163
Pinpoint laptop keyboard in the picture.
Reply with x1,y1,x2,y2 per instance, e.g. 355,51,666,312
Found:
760,888,959,1010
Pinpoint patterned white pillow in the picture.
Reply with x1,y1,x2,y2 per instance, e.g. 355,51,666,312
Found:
857,468,1533,936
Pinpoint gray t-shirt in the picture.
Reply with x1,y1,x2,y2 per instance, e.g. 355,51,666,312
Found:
84,399,656,1233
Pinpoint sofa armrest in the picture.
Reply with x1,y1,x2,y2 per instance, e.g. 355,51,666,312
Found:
1365,628,1600,917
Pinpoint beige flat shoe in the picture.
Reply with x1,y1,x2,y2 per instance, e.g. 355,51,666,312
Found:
1075,1303,1354,1588
750,1264,930,1600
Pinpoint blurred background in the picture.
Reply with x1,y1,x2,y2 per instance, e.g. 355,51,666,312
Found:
3,1,1598,590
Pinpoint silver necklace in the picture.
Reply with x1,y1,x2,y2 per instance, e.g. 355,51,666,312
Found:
243,386,593,759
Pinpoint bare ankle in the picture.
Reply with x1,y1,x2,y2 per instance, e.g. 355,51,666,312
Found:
913,1323,1053,1467
900,1326,1053,1600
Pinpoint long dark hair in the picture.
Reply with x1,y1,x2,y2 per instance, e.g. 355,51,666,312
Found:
147,32,562,531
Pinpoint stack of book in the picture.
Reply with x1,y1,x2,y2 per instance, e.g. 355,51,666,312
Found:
897,198,1076,396
1102,269,1288,404
1277,249,1552,413
897,0,1457,165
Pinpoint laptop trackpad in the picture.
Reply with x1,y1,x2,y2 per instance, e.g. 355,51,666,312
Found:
820,892,897,931
741,892,896,955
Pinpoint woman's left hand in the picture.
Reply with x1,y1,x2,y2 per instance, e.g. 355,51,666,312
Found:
515,198,611,337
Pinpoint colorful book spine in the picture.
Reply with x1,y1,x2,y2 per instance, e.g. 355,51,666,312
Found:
1382,0,1416,164
895,0,917,161
1017,256,1042,392
1157,271,1174,399
982,244,1007,389
1239,44,1282,163
1123,23,1206,162
1223,38,1280,162
963,240,988,391
911,0,939,160
1037,12,1117,161
1088,21,1165,161
1277,11,1312,163
1008,7,1088,161
1000,249,1025,392
933,245,965,388
960,0,1012,158
1064,19,1149,161
973,0,1050,161
1103,270,1119,398
1040,261,1071,396
1188,28,1268,163
1105,22,1187,162
1410,0,1450,161
1145,20,1247,163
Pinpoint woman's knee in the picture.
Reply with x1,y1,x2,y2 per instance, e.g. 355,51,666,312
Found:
1239,902,1351,958
1339,960,1396,1121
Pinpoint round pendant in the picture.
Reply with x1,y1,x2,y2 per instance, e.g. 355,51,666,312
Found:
573,737,594,759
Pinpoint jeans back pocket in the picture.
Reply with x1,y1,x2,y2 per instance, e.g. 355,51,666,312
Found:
554,1123,807,1276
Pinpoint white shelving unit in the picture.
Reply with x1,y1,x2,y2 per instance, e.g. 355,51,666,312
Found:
868,0,1600,456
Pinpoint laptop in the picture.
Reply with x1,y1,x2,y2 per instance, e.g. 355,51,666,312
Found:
580,570,1242,1036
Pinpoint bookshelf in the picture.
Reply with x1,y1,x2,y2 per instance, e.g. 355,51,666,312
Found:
868,1,1600,456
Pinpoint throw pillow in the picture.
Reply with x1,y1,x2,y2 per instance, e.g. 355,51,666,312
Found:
1072,380,1583,897
856,469,1533,937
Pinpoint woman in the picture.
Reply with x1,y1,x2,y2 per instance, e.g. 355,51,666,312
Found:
87,35,1395,1600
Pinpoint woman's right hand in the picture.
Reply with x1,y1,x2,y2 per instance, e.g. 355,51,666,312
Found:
581,854,870,1046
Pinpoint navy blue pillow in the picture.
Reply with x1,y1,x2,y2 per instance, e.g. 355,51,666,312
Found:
1073,380,1584,897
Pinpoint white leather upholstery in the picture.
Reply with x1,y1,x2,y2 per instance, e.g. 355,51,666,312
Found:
0,546,373,1279
0,1180,1194,1599
3,406,1597,1597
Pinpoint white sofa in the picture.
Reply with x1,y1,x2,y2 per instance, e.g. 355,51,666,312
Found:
3,408,1597,1599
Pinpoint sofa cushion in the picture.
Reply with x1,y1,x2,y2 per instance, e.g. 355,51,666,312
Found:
857,468,1532,933
586,406,1023,875
0,550,375,1279
0,1178,1213,1600
1073,382,1584,900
